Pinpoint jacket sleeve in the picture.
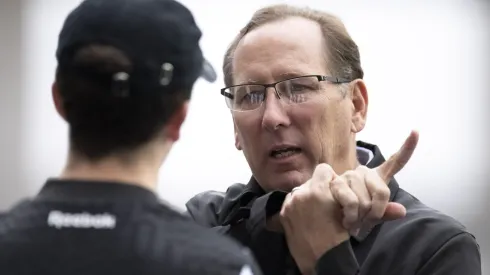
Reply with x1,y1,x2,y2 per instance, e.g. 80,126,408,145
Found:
314,240,359,275
415,232,481,275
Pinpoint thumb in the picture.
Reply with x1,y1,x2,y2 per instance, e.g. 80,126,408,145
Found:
382,202,407,221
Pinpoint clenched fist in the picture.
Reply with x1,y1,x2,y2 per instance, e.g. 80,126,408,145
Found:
279,163,348,275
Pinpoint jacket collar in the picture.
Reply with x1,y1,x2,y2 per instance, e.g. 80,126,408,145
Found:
36,178,160,204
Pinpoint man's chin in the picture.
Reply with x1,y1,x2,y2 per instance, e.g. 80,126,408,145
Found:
268,171,307,192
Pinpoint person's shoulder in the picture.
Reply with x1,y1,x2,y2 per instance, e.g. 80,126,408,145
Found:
369,187,481,274
389,187,477,250
187,183,248,206
0,199,34,228
151,203,243,251
186,189,227,211
185,183,249,226
396,188,468,232
0,199,38,248
147,201,244,250
145,204,261,274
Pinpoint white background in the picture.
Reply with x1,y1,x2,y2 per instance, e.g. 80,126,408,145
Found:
0,0,488,271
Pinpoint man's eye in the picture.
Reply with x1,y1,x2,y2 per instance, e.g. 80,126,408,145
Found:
289,80,319,93
243,92,264,104
291,84,309,91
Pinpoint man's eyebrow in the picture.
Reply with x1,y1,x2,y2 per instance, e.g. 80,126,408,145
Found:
235,71,308,85
234,78,260,85
278,71,307,79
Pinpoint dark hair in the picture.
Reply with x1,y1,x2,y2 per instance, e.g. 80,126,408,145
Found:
55,45,191,161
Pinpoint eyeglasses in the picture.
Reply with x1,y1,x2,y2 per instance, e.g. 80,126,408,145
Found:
220,75,350,112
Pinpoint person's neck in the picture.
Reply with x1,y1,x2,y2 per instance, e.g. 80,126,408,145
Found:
59,147,166,192
331,141,360,175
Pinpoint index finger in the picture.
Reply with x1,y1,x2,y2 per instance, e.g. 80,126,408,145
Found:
376,130,419,183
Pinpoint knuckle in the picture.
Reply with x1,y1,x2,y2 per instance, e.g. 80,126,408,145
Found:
341,171,364,189
360,200,372,212
370,180,389,194
364,170,377,186
290,191,307,204
329,178,343,190
352,171,364,182
356,165,370,173
344,196,359,209
280,204,291,218
305,190,318,202
343,170,356,179
342,171,356,184
350,173,363,186
374,190,390,201
279,212,288,223
314,163,334,181
290,195,301,204
376,186,391,200
316,163,333,172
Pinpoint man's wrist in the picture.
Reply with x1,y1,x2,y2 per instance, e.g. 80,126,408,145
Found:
311,228,350,260
297,230,350,274
315,239,359,274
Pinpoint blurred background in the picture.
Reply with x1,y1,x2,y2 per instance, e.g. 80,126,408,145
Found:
0,0,488,271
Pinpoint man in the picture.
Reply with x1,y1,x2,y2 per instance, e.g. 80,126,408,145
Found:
186,4,481,275
0,0,262,274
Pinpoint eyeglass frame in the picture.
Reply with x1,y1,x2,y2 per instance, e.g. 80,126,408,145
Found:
220,74,351,111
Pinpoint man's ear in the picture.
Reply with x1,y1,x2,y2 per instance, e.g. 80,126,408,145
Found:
165,101,189,142
52,81,67,120
233,119,242,151
350,79,368,133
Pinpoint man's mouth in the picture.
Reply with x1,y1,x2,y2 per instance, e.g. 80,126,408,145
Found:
269,147,302,159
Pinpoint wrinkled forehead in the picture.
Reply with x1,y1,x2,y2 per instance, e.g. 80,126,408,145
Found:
232,17,328,85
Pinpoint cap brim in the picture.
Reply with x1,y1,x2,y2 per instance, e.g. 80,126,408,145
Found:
201,58,217,83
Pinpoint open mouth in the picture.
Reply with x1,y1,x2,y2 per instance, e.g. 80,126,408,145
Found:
270,147,302,159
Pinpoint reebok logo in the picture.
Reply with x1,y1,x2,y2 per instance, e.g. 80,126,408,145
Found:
47,210,116,229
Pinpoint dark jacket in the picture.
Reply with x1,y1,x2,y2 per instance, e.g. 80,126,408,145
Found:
186,141,482,274
0,180,263,275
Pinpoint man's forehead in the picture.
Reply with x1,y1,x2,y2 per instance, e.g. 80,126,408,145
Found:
232,16,327,85
243,16,322,41
232,59,326,85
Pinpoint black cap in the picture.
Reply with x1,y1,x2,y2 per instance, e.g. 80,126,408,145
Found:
56,0,217,97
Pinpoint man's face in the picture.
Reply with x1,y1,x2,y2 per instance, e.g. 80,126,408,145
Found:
231,17,367,192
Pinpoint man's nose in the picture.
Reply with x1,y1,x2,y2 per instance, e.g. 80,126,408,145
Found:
261,88,291,131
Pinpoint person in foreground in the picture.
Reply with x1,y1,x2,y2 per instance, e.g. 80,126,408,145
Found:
186,4,481,275
0,0,262,274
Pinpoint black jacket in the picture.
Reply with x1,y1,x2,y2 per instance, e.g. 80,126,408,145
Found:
0,180,263,275
186,141,482,274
